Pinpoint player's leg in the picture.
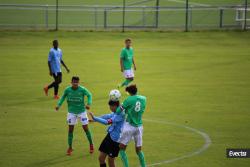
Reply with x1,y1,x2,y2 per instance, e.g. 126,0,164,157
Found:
54,72,62,99
99,152,107,167
44,73,57,96
108,157,116,167
119,144,129,167
118,122,134,167
134,126,146,167
119,69,134,88
80,112,94,153
66,113,77,155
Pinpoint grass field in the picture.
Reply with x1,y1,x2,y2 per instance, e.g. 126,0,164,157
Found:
0,30,250,167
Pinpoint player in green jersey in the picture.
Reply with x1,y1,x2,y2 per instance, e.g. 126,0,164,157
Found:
118,38,137,89
117,85,146,167
55,76,94,156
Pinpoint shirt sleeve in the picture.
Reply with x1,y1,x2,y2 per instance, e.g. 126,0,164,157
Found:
93,116,111,125
120,49,126,58
83,88,92,105
100,114,113,119
57,89,67,107
48,50,52,61
116,99,129,113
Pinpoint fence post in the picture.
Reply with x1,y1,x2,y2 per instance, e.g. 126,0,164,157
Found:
45,4,48,29
104,9,107,29
244,0,248,30
155,0,160,28
219,8,224,28
185,0,189,32
122,0,126,32
55,0,58,31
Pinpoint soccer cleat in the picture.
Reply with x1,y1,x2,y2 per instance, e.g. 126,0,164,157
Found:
54,95,60,100
43,86,48,96
89,144,94,154
66,148,73,156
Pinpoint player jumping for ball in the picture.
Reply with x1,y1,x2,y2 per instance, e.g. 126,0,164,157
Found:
55,76,94,155
44,40,70,99
116,85,147,167
89,97,125,167
118,38,136,89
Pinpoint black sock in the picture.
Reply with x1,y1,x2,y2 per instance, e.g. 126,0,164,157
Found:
100,163,106,167
54,83,59,95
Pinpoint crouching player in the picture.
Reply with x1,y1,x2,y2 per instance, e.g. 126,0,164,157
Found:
89,90,125,167
55,76,94,155
117,85,147,167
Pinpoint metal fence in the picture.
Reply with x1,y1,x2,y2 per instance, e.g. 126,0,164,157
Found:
0,2,249,31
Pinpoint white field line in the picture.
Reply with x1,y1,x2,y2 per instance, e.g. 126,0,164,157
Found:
143,118,212,166
165,0,211,7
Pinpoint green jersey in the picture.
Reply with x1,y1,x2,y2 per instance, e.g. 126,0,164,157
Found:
120,47,134,70
57,86,92,114
118,94,146,127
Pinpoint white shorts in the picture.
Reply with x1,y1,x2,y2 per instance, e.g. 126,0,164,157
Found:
67,112,89,125
123,69,134,78
118,122,143,147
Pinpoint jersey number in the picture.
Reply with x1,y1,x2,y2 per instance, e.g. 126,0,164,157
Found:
135,101,141,112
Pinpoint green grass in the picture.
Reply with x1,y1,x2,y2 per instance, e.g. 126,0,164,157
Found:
0,31,250,167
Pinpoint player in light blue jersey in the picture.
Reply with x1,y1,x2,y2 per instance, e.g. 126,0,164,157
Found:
89,100,125,167
43,40,70,99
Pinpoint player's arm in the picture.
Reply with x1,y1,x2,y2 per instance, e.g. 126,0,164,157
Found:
133,57,136,71
60,60,70,73
48,51,52,76
55,89,67,111
120,58,124,72
120,49,125,72
84,88,92,110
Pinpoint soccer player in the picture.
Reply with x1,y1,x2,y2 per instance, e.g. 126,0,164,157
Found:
55,76,94,155
88,99,125,167
118,38,136,89
117,85,146,167
44,40,70,99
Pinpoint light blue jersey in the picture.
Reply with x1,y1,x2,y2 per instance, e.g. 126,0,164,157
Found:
93,109,125,142
48,48,62,74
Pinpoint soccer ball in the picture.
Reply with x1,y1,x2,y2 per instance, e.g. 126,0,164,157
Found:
109,89,121,101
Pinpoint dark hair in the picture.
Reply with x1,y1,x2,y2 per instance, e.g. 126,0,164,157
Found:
126,84,137,95
125,38,132,42
53,39,58,44
108,100,120,107
71,76,80,82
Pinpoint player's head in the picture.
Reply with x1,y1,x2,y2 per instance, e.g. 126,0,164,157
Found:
53,40,58,49
71,76,80,89
125,84,137,95
108,100,120,112
125,38,132,48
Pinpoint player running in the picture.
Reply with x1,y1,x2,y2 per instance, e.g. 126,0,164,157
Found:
117,85,146,167
55,76,94,155
118,38,137,89
44,40,70,99
89,97,125,167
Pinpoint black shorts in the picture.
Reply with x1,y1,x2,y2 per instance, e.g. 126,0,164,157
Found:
52,72,62,82
99,133,120,158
